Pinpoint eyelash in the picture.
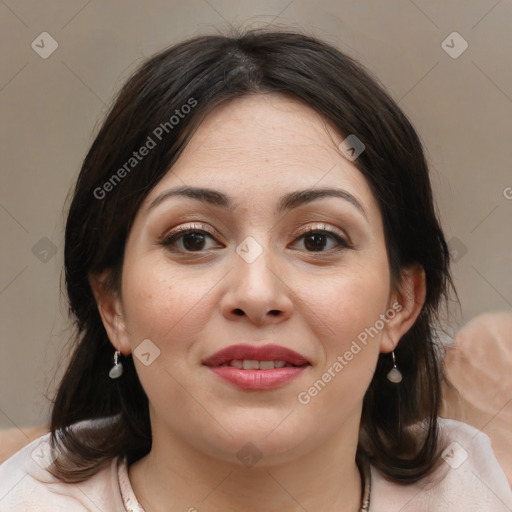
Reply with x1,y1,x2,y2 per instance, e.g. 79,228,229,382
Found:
159,223,351,254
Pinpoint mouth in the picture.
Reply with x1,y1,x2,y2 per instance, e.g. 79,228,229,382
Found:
202,343,311,368
202,344,311,390
214,359,304,369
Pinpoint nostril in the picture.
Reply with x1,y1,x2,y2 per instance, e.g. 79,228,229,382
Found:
233,308,244,316
269,310,280,316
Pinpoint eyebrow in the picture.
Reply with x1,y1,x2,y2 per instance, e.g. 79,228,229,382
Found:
147,185,367,220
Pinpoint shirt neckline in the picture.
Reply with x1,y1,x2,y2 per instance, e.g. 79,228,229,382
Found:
117,456,145,512
117,455,372,512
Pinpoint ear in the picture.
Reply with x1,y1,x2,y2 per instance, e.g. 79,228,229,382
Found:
89,271,132,355
380,264,427,354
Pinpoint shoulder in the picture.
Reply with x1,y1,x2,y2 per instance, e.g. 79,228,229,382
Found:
0,430,124,511
369,418,512,512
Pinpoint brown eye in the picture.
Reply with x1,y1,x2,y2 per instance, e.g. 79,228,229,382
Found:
293,229,350,253
181,232,207,251
161,229,222,252
303,233,328,251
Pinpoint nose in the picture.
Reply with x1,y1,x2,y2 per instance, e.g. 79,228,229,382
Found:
220,242,293,326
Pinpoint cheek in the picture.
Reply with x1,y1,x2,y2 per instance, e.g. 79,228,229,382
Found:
303,261,390,352
121,258,218,352
120,260,214,406
296,257,390,408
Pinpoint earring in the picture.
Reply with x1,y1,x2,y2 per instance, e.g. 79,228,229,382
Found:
109,350,123,379
386,351,402,383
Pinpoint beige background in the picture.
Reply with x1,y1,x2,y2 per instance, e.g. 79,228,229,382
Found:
0,0,511,429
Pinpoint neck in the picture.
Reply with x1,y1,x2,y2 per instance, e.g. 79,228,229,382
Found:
129,414,363,512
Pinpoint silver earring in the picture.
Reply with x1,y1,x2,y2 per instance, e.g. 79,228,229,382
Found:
386,351,402,383
109,350,123,379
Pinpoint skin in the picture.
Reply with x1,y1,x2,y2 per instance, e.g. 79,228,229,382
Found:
92,93,426,512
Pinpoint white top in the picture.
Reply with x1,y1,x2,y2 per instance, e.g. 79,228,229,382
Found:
0,418,510,511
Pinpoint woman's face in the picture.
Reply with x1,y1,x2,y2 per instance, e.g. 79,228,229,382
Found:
109,93,411,465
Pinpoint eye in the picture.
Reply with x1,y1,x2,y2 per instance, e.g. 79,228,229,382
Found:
159,224,350,254
160,225,223,252
291,227,350,253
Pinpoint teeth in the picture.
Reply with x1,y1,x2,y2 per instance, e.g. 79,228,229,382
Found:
242,359,260,370
229,360,293,370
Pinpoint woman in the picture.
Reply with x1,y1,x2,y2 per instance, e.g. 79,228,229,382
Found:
1,29,510,511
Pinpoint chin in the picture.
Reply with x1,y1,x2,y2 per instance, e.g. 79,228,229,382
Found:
193,410,317,467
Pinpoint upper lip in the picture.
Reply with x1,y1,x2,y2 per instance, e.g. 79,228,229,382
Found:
202,344,311,367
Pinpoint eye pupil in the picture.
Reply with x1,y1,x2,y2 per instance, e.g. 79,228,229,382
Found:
305,233,327,251
183,232,205,251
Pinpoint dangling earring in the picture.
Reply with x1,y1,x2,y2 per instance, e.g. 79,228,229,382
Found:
109,350,123,379
386,351,402,383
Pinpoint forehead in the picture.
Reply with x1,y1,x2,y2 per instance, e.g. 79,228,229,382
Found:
174,93,342,176
143,93,380,222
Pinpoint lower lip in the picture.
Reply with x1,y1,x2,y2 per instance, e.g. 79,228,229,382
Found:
206,366,308,390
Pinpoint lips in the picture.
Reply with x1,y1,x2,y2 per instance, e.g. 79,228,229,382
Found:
202,344,311,391
202,344,310,368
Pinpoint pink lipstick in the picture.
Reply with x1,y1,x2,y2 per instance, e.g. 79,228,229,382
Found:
202,344,311,390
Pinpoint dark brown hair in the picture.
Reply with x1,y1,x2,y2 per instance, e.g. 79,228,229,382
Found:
50,27,455,484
